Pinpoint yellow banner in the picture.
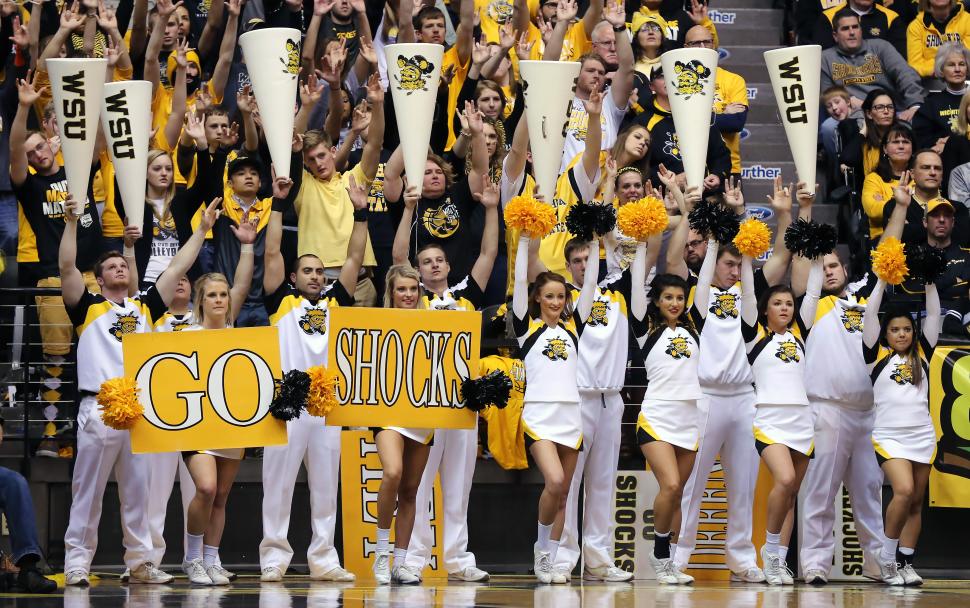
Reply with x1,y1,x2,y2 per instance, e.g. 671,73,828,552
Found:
124,327,287,453
326,308,480,429
339,430,444,580
929,344,970,508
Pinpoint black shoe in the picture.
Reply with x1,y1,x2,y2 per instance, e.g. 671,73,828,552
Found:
17,568,57,594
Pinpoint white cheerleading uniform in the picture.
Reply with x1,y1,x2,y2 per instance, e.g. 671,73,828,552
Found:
146,308,196,565
798,277,887,580
555,271,632,573
513,312,583,449
866,343,937,465
63,287,166,573
406,277,486,574
259,280,354,577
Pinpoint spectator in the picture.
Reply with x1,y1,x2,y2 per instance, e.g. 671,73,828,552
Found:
632,0,718,50
912,41,970,151
518,0,601,63
881,149,970,244
820,85,861,159
941,90,970,190
839,88,900,177
821,9,925,122
862,123,914,240
813,0,906,57
907,0,970,80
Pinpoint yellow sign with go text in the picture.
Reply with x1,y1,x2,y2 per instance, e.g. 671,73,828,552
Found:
325,308,479,429
123,327,288,453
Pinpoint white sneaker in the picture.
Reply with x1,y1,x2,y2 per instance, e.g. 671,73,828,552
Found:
120,568,130,582
260,566,283,582
65,569,90,586
780,563,794,585
130,562,174,584
879,559,905,585
672,563,694,584
899,563,922,586
205,564,230,585
730,566,766,583
551,566,569,584
391,564,421,584
211,564,236,581
648,554,680,584
760,545,784,586
312,566,356,582
448,566,489,582
583,564,633,582
373,551,392,585
803,568,828,585
533,549,553,584
182,559,213,585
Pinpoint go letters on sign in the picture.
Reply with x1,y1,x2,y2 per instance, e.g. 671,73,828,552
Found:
325,308,480,429
124,327,287,453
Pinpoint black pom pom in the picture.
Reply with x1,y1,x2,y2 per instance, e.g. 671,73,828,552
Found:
565,201,617,242
269,369,309,421
687,200,740,244
485,308,508,340
784,218,837,259
461,370,513,412
907,242,946,284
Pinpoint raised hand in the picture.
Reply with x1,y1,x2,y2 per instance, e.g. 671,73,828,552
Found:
403,184,420,210
767,175,792,212
516,31,536,60
174,37,190,69
183,110,207,145
350,102,371,134
60,1,86,31
17,71,45,107
154,0,182,19
471,37,491,67
97,0,119,32
893,170,912,207
123,223,142,248
365,72,384,105
347,174,369,210
358,35,377,66
271,166,295,199
231,210,259,244
314,0,335,16
199,197,224,232
299,73,325,106
722,176,744,211
9,16,28,49
794,181,816,210
582,82,603,114
319,39,347,87
498,22,516,51
464,101,484,134
557,0,578,24
63,196,83,222
688,0,709,25
472,174,500,208
603,0,625,28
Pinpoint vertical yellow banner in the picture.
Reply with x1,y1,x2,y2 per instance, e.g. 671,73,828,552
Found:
339,430,444,580
929,345,970,507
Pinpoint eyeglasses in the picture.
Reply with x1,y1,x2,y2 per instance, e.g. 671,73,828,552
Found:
641,24,662,33
685,39,715,48
871,103,895,112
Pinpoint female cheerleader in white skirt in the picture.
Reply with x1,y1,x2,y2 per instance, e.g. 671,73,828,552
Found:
630,232,714,584
740,249,823,585
371,265,435,585
512,234,597,584
862,279,940,586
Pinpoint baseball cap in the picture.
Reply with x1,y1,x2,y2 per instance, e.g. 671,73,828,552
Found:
926,197,955,215
650,65,664,81
227,153,263,176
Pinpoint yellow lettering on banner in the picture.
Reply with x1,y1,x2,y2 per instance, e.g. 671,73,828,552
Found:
124,327,287,453
326,308,480,429
929,345,970,508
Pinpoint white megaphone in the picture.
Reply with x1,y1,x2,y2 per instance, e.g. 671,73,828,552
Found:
764,45,821,194
239,27,302,177
518,60,581,202
46,58,108,203
384,43,444,196
659,48,719,191
101,80,152,230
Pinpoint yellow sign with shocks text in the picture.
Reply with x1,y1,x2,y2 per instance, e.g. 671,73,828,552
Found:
124,327,288,453
326,308,479,429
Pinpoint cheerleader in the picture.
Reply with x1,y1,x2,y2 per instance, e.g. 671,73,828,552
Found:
371,265,435,586
155,201,258,585
862,278,940,586
740,248,823,585
512,231,598,584
630,230,714,584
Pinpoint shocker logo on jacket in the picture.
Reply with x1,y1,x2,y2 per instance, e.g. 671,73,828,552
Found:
542,338,569,361
673,59,711,99
422,200,460,238
709,292,739,319
775,339,801,363
665,336,691,359
299,308,328,335
586,300,609,326
395,55,435,94
890,362,913,385
280,39,300,76
841,308,863,333
109,312,140,341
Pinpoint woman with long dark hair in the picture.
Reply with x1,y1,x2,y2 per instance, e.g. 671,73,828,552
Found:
839,89,899,177
862,124,914,241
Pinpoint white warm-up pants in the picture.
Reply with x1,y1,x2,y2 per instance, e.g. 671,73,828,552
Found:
259,415,342,576
405,421,479,573
798,400,885,576
675,390,760,573
146,452,195,565
64,396,153,572
555,389,624,572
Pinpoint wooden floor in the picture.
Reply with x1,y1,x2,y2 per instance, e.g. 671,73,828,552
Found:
2,576,969,607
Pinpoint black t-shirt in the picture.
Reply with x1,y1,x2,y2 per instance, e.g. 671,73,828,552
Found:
13,167,101,276
389,178,477,286
322,16,360,66
348,148,397,253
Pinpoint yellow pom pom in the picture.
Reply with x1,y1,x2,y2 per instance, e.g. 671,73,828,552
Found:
504,195,556,239
870,237,909,285
733,218,772,259
306,365,340,418
97,377,143,430
616,196,668,241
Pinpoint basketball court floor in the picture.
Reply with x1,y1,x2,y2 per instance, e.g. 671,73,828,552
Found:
2,577,968,607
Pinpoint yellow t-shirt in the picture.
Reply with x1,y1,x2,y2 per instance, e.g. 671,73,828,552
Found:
713,67,748,175
443,46,471,150
293,164,378,268
151,80,224,185
94,152,124,238
526,20,591,63
861,172,897,239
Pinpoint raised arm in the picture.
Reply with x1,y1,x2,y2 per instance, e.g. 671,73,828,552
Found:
236,84,259,153
453,0,474,67
302,0,328,71
661,166,695,280
693,238,718,320
512,235,530,319
197,0,224,60
469,176,500,292
543,0,577,61
295,73,325,136
760,177,796,287
156,197,222,306
631,232,663,320
383,145,405,203
576,237,600,322
790,179,814,296
799,256,823,331
359,73,385,179
319,41,348,146
39,2,85,72
580,84,603,184
337,174,371,297
392,185,420,265
127,0,149,61
881,170,911,243
10,72,44,187
58,197,87,309
924,282,941,349
207,0,240,98
162,40,189,152
465,103,488,200
603,0,633,107
99,1,132,76
263,170,296,296
503,111,529,187
862,278,885,349
144,0,179,95
122,223,141,297
228,211,258,321
739,255,757,328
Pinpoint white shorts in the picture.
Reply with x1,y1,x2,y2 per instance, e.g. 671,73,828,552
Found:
636,399,698,451
754,403,815,457
523,401,582,450
377,427,434,445
185,448,245,460
872,423,936,465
